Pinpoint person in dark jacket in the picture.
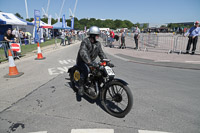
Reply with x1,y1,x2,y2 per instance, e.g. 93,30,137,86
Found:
76,26,107,95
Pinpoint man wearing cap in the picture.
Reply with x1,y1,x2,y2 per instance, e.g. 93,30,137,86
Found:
184,21,200,55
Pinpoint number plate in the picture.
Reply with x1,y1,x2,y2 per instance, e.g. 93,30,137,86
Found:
105,66,115,76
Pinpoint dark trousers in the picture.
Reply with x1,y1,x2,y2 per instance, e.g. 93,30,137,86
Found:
3,43,14,58
134,35,139,48
60,38,65,46
77,61,90,85
186,36,198,53
3,43,10,58
120,37,126,48
66,36,71,45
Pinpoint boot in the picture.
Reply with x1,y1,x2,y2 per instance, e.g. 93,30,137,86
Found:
78,86,84,96
78,78,84,96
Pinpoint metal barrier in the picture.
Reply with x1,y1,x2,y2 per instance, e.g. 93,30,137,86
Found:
0,41,15,62
121,32,200,54
174,36,200,54
100,32,112,47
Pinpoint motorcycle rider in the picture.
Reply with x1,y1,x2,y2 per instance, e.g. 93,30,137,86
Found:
76,26,107,96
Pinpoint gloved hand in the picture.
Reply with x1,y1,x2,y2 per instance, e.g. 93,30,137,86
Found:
90,61,99,68
107,62,114,67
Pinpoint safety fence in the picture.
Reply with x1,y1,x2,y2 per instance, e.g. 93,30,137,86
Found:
124,33,200,54
100,32,113,47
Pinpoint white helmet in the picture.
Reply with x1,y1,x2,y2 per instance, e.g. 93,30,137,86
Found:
88,26,100,35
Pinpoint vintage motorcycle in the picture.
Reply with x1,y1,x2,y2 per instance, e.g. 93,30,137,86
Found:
68,59,133,118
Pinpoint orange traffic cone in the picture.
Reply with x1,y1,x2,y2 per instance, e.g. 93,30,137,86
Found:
35,42,45,60
4,49,24,78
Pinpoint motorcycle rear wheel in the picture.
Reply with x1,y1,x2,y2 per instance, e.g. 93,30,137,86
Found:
69,68,80,92
101,80,133,118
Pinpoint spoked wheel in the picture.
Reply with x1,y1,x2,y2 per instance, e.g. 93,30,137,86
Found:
101,81,133,118
69,68,81,92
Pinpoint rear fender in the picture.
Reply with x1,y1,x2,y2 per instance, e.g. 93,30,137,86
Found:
68,65,79,73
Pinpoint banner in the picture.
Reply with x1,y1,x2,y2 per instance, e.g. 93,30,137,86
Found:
62,14,66,28
34,10,40,43
48,15,52,25
71,17,74,29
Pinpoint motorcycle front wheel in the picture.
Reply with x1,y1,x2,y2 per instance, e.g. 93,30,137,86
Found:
101,80,133,118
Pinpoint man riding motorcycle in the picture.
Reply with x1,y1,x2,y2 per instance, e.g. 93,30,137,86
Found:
76,26,107,96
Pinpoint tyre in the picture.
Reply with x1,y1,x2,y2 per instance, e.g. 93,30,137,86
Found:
69,67,81,92
101,80,133,118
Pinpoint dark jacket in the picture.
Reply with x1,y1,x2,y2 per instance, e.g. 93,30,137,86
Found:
77,37,107,64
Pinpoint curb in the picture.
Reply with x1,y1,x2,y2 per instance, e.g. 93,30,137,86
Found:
102,42,200,70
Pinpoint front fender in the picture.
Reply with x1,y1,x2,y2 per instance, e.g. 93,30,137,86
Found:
103,78,129,89
112,78,129,86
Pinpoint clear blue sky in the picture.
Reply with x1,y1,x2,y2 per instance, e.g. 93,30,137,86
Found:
0,0,199,24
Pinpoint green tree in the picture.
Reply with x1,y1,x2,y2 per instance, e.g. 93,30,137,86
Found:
15,13,23,19
26,18,34,22
41,18,48,23
79,18,88,27
124,20,134,29
51,18,58,25
142,23,148,29
160,25,167,28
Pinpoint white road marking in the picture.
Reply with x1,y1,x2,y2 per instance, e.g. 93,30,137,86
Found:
48,68,60,75
59,60,69,65
138,130,172,133
48,59,75,75
185,61,200,63
28,131,47,133
71,129,114,133
154,60,171,62
57,67,68,73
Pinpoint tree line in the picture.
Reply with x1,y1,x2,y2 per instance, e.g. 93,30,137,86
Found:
12,12,195,30
14,12,140,30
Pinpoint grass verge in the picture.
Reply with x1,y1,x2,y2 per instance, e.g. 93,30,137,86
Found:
0,39,61,63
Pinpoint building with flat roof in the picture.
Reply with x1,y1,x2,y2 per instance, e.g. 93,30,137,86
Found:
168,22,194,26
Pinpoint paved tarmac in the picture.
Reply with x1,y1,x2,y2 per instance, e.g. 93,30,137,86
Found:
0,38,200,133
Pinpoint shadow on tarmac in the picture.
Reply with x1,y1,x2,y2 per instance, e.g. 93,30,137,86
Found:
65,81,108,115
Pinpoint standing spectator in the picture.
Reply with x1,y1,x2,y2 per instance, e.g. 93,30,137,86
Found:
118,30,121,47
72,30,76,43
110,30,115,48
66,31,72,45
60,30,66,46
134,26,140,49
19,30,25,45
3,28,16,58
184,21,200,55
119,29,126,49
12,28,19,40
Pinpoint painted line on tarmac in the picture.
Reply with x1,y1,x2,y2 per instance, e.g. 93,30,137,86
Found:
154,60,171,62
71,129,114,133
138,130,172,133
185,61,200,63
28,131,47,133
